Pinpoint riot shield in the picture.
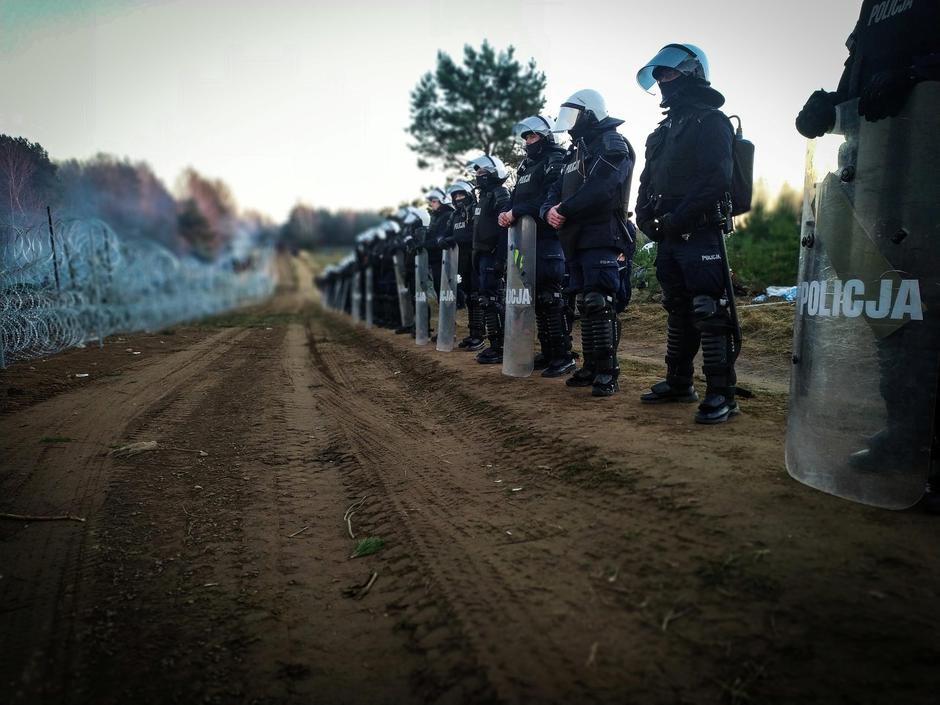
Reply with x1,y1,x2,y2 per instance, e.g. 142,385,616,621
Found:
351,270,362,323
393,251,414,329
338,277,350,315
786,83,940,509
415,249,431,346
364,265,374,328
436,244,458,352
502,216,538,377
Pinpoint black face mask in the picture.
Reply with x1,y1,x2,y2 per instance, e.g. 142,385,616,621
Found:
475,173,494,189
659,74,696,106
524,138,544,159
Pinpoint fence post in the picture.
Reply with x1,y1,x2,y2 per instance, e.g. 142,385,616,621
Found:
90,230,105,349
46,206,60,291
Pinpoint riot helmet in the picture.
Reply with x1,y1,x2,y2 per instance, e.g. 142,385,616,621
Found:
513,114,556,158
553,90,608,139
425,187,451,208
513,114,556,142
466,154,508,188
636,43,710,92
403,206,430,227
446,180,475,207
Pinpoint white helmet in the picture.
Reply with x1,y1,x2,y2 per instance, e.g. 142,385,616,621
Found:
403,207,430,227
466,154,508,181
553,89,608,133
425,187,451,205
637,43,710,92
446,180,475,199
513,114,556,143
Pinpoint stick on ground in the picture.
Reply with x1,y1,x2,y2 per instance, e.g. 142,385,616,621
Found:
0,513,86,523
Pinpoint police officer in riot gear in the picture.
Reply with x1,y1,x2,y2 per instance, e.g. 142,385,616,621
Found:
467,156,511,364
792,1,940,512
542,89,635,397
499,115,572,377
441,180,483,350
426,189,454,294
796,0,940,137
634,44,740,424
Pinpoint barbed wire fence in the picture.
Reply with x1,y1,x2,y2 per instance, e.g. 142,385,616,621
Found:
0,211,275,367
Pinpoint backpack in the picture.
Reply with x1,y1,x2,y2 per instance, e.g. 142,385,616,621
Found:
727,115,754,216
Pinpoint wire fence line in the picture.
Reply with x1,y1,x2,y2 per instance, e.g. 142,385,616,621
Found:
0,215,275,367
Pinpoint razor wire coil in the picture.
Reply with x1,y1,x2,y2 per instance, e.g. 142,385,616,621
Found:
0,218,275,365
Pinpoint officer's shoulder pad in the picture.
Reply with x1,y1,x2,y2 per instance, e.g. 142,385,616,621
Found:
600,130,629,156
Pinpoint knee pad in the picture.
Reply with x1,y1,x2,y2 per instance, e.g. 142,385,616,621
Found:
582,291,611,317
692,295,731,333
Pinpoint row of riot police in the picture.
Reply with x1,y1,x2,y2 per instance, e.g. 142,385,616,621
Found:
320,41,742,427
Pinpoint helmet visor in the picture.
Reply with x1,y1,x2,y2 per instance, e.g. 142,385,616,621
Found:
513,115,554,140
553,105,582,133
636,44,700,91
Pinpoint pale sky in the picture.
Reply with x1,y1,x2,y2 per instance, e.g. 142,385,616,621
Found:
1,0,861,222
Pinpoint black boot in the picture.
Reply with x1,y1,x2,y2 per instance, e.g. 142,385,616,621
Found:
476,298,503,364
641,308,700,403
461,297,485,351
534,305,550,370
542,294,575,378
694,330,739,424
588,301,619,397
565,298,595,387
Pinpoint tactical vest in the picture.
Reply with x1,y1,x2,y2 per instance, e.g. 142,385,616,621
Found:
644,109,732,216
514,151,562,239
450,203,474,245
557,153,584,257
472,189,506,252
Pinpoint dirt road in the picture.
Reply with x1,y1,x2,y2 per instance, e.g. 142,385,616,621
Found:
2,255,937,705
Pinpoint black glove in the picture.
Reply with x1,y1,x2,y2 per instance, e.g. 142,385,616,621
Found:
858,69,917,122
795,89,836,138
402,235,415,254
439,236,457,249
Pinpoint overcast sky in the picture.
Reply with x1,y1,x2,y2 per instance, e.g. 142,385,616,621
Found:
1,0,860,222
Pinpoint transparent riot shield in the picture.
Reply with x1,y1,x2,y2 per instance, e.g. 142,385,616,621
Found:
502,216,538,377
393,251,414,329
436,244,458,352
351,270,362,323
364,265,374,328
415,249,431,345
786,83,940,509
338,277,350,315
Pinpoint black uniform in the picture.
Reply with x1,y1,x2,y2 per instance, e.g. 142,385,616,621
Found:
636,79,736,421
509,141,570,371
797,0,940,135
472,179,511,361
541,117,635,394
443,194,482,347
428,203,453,294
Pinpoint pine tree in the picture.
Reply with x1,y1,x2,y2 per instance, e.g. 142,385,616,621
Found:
407,41,546,172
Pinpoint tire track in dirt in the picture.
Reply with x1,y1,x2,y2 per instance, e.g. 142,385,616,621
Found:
0,327,249,703
305,309,733,704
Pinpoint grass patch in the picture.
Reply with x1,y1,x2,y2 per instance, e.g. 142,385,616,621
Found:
351,537,385,558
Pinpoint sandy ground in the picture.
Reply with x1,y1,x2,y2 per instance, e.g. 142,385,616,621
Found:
1,254,938,705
